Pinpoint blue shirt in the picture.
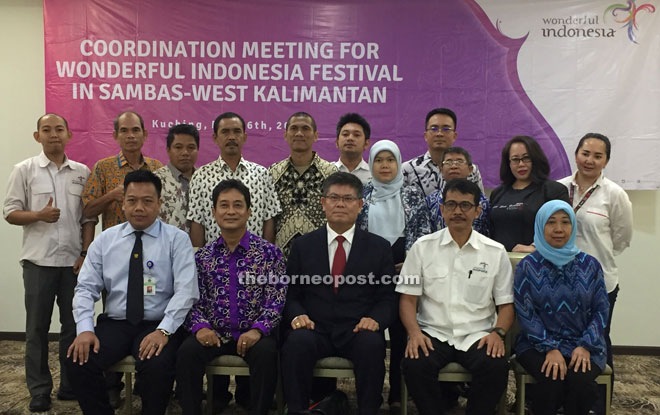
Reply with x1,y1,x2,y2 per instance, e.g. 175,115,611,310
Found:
426,190,490,236
73,219,199,334
514,251,609,370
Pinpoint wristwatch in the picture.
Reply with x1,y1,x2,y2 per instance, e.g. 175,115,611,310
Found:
490,327,506,340
158,329,171,337
80,250,87,258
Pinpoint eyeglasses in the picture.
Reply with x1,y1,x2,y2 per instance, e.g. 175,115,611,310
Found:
426,125,455,134
324,194,360,204
442,159,467,167
509,156,532,165
443,201,476,212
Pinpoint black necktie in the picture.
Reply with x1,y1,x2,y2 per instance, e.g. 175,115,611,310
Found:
126,231,144,325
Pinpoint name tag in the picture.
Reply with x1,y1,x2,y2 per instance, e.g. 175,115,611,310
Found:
144,276,157,295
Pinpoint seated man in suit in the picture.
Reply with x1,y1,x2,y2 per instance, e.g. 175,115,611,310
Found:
281,172,396,415
66,170,199,415
398,178,513,415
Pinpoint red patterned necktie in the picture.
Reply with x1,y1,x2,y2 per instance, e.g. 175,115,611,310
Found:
331,235,346,294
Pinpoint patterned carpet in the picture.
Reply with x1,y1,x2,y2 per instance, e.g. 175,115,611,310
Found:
0,340,658,414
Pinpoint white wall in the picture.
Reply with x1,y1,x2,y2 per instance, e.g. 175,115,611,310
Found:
1,0,658,347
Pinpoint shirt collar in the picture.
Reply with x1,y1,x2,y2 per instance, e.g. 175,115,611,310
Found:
166,162,192,181
121,218,161,239
438,227,482,250
569,171,604,188
326,223,356,246
421,151,436,167
335,158,369,173
217,155,247,172
216,230,252,253
118,152,145,168
37,151,71,169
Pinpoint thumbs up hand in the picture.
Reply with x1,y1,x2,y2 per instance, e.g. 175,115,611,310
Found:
38,196,61,223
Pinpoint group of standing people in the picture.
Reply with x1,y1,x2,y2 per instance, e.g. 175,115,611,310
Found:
3,107,632,415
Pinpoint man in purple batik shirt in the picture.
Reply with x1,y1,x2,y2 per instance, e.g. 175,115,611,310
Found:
176,179,287,415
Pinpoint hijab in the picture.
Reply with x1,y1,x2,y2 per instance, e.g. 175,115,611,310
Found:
367,140,405,245
533,200,580,267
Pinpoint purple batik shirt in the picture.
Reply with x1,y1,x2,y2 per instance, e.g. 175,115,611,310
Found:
185,231,287,340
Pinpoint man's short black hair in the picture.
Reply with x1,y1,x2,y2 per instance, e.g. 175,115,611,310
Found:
425,108,457,130
211,179,252,209
114,111,145,132
213,112,246,135
37,113,69,130
286,112,317,132
576,132,611,161
124,170,162,198
499,135,550,185
336,113,371,140
442,178,480,206
322,172,363,199
442,146,472,165
166,124,200,148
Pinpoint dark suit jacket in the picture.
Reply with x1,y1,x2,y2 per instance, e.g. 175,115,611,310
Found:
284,226,396,348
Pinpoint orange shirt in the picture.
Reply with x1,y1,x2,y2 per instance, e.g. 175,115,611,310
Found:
82,153,163,230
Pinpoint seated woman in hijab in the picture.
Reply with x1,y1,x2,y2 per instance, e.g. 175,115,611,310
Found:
356,139,432,413
514,200,610,415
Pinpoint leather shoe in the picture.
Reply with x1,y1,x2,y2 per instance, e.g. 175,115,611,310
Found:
56,388,77,400
29,394,52,412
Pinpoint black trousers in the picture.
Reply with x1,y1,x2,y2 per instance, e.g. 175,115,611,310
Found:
65,316,182,415
401,333,509,415
517,349,602,415
281,329,386,415
387,311,407,404
176,334,278,415
22,261,76,396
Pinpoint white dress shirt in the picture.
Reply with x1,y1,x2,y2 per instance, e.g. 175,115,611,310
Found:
73,219,199,334
396,228,513,351
3,152,95,267
335,159,371,184
559,172,633,292
326,223,356,272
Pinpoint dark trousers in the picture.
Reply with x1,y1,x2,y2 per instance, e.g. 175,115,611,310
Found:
387,314,407,404
401,333,509,415
281,329,386,415
517,349,602,415
23,261,76,396
65,316,182,415
593,285,618,414
176,334,278,415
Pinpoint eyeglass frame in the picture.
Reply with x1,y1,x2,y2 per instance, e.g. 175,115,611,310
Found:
441,159,468,167
509,156,532,165
442,200,477,212
323,193,361,204
425,125,455,134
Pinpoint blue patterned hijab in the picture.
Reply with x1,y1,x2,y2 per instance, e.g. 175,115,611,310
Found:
367,140,405,245
533,200,580,267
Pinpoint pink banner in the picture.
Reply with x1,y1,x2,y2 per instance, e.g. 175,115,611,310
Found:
44,0,572,188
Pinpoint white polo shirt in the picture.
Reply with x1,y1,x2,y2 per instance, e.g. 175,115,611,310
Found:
335,159,371,184
3,152,95,267
396,228,513,351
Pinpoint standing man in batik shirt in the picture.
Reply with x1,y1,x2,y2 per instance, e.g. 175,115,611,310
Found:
177,179,286,415
187,112,281,247
334,113,371,184
153,124,199,233
269,112,338,257
3,114,96,413
402,108,484,196
82,110,163,230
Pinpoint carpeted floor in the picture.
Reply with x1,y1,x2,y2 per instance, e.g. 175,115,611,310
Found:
0,340,658,414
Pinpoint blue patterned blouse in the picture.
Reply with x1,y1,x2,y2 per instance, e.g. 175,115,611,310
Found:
185,231,287,340
357,183,433,251
425,190,491,236
514,251,609,370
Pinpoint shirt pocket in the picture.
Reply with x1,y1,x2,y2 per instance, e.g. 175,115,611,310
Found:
464,271,492,305
422,263,448,300
30,182,54,207
68,182,84,198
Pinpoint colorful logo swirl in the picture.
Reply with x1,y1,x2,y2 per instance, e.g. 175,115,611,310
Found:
605,0,656,43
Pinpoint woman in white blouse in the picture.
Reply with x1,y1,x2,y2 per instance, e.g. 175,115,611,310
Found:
559,132,633,407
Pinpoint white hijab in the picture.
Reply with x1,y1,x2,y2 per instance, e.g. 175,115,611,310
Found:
367,140,405,245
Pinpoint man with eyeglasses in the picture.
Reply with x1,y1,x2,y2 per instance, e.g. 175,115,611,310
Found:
269,112,338,257
426,147,490,235
398,178,513,415
281,172,396,415
402,108,484,196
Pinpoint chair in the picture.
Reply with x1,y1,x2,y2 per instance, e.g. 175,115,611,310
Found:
512,360,612,415
205,354,285,415
108,356,137,415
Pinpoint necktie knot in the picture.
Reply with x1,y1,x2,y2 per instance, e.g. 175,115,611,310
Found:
336,235,345,244
134,230,144,238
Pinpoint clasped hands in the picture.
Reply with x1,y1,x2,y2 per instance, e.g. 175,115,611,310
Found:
290,314,379,333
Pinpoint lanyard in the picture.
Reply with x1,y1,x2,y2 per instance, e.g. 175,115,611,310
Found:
570,183,599,213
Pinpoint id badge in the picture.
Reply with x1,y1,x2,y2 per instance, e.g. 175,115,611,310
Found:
144,276,157,295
